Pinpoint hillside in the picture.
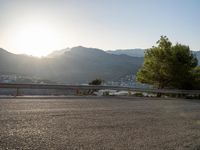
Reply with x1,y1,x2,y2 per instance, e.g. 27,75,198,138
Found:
107,49,145,57
0,47,143,84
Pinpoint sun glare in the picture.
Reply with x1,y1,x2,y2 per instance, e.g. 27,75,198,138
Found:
11,23,62,57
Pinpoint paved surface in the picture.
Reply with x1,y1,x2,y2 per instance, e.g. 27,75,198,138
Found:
0,97,200,150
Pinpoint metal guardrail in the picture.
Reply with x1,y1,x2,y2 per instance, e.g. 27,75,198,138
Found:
0,83,127,90
0,83,200,96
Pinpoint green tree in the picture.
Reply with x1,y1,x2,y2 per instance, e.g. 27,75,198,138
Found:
192,66,200,89
89,79,103,85
136,36,198,89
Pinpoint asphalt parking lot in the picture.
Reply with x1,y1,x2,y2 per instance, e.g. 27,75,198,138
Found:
0,97,200,150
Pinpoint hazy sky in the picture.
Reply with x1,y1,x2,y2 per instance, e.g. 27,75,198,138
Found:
0,0,199,56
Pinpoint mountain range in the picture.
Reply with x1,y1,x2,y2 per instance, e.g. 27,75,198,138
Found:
0,46,199,84
108,49,200,63
0,47,143,84
107,49,145,57
48,47,200,64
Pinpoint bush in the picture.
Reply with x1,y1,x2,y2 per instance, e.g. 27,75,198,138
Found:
89,79,103,85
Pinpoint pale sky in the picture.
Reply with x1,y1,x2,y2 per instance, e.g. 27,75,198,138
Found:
0,0,199,56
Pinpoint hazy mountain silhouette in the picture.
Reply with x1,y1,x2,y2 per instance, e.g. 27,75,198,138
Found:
107,49,145,57
47,48,70,58
108,49,200,64
0,47,143,84
194,51,200,64
48,48,146,58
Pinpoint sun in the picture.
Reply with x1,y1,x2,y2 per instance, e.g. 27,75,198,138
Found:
11,23,62,57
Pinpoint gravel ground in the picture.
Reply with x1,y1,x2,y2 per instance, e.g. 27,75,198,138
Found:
0,97,200,150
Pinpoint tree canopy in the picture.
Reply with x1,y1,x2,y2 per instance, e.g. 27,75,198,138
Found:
192,66,200,89
89,79,103,85
136,36,199,89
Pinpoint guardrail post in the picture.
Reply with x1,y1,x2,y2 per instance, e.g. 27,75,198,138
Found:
16,88,20,96
128,89,131,96
76,89,80,96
